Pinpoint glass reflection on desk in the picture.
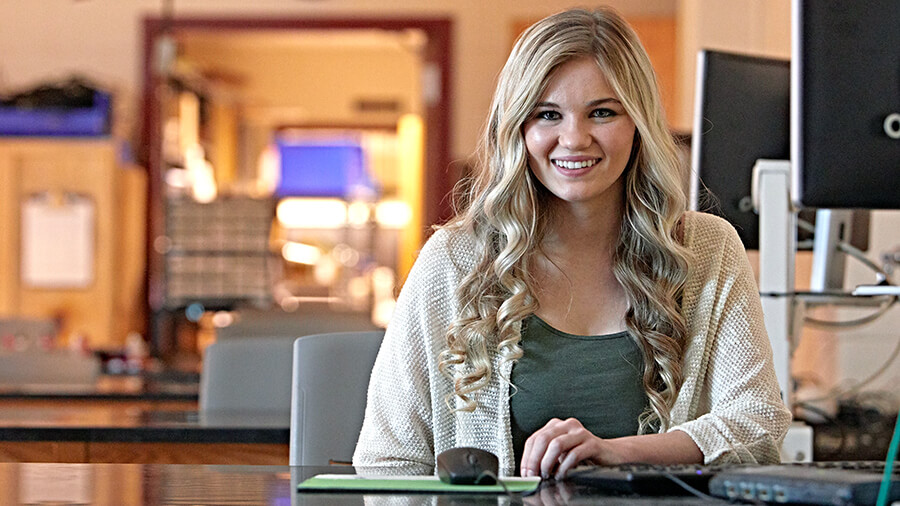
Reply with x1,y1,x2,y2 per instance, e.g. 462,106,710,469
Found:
0,463,711,505
0,463,298,506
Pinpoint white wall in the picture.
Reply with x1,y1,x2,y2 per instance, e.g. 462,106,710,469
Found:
676,0,790,132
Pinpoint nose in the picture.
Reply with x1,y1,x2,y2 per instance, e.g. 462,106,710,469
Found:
559,117,591,150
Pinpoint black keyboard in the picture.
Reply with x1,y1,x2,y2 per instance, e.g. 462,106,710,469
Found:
567,462,744,495
567,461,898,498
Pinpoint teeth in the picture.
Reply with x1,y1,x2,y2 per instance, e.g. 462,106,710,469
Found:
554,159,598,169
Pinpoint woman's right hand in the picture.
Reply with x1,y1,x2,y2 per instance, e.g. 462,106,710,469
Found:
520,417,617,480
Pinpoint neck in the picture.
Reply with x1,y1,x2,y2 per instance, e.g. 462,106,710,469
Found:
542,193,625,256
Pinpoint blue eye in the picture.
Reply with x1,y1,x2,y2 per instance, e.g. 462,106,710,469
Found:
591,108,616,118
535,110,561,121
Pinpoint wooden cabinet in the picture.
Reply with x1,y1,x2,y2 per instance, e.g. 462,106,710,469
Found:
0,399,288,465
0,138,146,350
0,441,288,465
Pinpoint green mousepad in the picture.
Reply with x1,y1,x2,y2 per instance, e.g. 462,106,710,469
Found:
297,474,542,494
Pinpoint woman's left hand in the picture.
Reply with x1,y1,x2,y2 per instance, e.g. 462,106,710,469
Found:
520,417,617,480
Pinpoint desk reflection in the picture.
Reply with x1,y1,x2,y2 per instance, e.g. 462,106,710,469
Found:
0,463,294,506
0,463,710,505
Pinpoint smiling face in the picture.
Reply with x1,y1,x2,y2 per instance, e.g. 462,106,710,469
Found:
523,57,636,213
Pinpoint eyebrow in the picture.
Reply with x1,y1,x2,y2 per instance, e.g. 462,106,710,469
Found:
534,98,623,108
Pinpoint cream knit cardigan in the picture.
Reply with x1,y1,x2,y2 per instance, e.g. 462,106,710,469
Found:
353,211,791,476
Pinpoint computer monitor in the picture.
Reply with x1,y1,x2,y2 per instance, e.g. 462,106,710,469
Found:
691,48,871,292
791,0,900,210
690,49,815,250
791,0,897,291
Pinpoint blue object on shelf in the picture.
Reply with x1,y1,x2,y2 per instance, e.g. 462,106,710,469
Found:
276,140,378,199
0,91,111,137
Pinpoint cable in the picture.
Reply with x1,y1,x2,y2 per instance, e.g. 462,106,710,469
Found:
797,215,891,282
659,471,741,504
795,217,900,328
797,217,816,234
803,295,898,329
797,331,900,404
838,241,892,282
478,470,521,502
875,407,900,506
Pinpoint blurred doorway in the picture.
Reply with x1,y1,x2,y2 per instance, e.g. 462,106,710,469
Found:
141,17,453,359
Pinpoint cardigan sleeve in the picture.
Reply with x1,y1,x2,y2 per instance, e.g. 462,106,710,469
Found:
670,216,792,464
352,229,460,475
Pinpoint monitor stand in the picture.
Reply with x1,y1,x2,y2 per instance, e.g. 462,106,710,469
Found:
752,159,798,406
752,159,898,462
752,159,812,462
810,209,854,293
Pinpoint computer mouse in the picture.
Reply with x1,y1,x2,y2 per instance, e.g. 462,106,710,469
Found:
436,447,499,485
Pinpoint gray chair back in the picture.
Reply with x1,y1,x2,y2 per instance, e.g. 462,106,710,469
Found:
215,307,378,340
0,352,100,385
289,330,384,466
199,336,295,413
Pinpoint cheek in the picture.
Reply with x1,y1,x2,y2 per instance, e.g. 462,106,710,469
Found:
523,126,551,160
606,123,636,159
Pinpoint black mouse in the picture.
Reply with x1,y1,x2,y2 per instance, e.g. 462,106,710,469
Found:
436,447,499,485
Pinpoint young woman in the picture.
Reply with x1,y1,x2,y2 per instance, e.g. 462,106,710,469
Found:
353,7,790,479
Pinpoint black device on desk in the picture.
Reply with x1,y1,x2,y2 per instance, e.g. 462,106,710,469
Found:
569,461,900,504
708,461,900,505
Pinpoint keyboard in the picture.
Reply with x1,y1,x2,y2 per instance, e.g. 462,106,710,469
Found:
567,462,743,495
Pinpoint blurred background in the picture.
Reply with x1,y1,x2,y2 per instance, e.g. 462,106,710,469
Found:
0,0,897,427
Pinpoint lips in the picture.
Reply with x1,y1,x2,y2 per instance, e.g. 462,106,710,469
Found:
552,158,600,170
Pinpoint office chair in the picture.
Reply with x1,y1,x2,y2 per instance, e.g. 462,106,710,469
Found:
216,307,378,340
289,330,384,466
199,336,295,414
0,352,100,385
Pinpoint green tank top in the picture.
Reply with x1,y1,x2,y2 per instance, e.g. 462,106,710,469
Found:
509,315,649,472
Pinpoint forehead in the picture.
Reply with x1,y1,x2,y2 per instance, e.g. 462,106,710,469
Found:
539,57,619,102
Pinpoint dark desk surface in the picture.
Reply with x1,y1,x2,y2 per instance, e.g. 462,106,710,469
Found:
0,373,199,402
0,406,288,444
0,375,285,464
0,405,290,444
0,463,713,505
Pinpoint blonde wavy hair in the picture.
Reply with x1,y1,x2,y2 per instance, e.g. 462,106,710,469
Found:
438,7,690,433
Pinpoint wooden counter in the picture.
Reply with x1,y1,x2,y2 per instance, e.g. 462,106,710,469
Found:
0,406,288,464
0,373,198,405
0,373,288,465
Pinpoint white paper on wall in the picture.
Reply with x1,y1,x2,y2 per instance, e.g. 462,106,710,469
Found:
18,463,93,504
20,193,95,288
